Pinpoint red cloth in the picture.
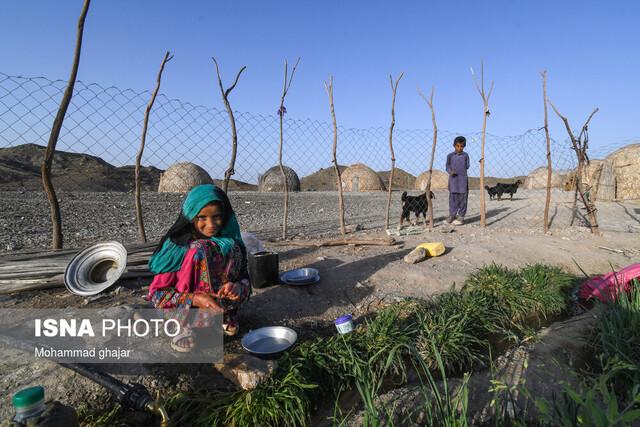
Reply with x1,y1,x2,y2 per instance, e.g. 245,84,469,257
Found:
579,263,640,302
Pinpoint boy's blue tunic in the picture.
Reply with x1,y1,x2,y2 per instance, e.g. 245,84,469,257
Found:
446,151,470,193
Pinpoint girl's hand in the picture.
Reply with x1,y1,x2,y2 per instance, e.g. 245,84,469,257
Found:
192,293,223,311
219,282,241,301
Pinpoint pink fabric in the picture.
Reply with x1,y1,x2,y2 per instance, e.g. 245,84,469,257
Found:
579,263,640,302
148,246,201,295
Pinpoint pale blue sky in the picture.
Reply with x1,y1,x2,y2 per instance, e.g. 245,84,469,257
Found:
2,0,639,151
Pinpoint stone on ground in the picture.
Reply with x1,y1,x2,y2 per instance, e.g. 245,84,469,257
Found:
214,353,277,390
404,247,427,264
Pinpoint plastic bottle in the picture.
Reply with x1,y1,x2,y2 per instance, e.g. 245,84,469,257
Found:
11,386,47,423
5,386,78,427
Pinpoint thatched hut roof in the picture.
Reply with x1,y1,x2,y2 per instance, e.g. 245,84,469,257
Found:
158,162,213,193
341,163,386,192
259,165,300,192
414,170,448,191
601,143,640,200
524,167,568,190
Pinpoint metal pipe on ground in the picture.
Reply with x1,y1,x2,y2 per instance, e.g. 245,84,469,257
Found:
0,332,169,426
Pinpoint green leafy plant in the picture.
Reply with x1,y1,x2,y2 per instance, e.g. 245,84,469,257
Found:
534,364,640,427
225,361,318,427
405,344,471,426
590,279,640,396
462,263,572,343
78,403,128,427
415,291,489,373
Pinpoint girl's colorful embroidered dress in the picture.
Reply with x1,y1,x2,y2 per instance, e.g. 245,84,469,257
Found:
146,184,251,327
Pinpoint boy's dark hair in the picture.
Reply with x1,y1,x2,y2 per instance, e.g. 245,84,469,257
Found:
454,136,467,147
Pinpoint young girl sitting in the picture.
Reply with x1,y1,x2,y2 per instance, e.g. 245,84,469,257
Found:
147,184,251,351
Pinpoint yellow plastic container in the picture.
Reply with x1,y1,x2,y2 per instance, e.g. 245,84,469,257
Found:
415,242,446,257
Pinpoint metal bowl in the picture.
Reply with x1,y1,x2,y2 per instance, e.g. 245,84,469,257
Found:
241,326,298,356
64,241,127,296
281,268,319,283
280,273,321,286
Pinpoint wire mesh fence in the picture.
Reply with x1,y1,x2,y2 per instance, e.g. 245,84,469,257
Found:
0,71,638,249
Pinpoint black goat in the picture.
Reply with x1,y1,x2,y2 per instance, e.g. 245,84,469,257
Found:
485,185,500,200
400,191,435,226
494,180,523,201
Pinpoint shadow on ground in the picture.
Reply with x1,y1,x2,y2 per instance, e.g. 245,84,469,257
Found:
241,247,412,330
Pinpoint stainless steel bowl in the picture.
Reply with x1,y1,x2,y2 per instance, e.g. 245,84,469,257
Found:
64,241,127,296
281,268,319,283
241,326,298,356
280,273,321,286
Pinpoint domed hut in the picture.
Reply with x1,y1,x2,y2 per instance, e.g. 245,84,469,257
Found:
259,165,301,192
598,143,640,201
414,170,449,191
341,163,386,192
524,167,568,190
158,162,213,193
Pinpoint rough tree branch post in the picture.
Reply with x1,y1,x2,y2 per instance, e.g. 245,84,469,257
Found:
540,70,553,234
385,72,404,231
471,62,494,228
548,101,600,234
417,85,438,230
278,57,301,240
212,57,246,194
41,0,91,249
325,75,346,239
135,51,173,243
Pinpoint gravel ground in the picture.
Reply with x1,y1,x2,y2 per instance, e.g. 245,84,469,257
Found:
1,189,639,252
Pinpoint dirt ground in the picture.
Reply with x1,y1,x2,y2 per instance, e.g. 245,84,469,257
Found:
1,219,639,419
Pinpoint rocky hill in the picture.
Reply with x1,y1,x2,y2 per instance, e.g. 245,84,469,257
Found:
212,179,258,192
377,168,417,190
0,144,162,192
0,144,257,192
300,165,348,191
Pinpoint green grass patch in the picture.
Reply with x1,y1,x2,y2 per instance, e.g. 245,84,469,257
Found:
408,343,471,426
592,280,640,367
78,404,128,427
461,263,573,343
415,291,489,373
167,263,577,426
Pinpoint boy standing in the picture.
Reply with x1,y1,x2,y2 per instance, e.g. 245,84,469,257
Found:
445,136,470,225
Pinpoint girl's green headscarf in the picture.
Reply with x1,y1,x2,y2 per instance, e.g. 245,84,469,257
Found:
148,184,245,274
